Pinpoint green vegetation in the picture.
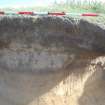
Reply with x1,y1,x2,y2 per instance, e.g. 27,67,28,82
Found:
1,1,105,13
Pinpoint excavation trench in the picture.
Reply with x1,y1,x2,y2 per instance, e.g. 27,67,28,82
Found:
0,16,105,105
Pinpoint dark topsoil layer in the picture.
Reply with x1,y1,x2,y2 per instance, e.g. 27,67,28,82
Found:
0,16,105,73
0,16,105,53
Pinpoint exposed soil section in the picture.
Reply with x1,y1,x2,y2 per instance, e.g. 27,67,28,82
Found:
0,16,105,105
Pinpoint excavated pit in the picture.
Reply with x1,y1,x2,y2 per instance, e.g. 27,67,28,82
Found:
0,16,105,105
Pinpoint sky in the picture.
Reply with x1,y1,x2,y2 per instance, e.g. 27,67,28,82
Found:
0,0,105,8
0,0,55,7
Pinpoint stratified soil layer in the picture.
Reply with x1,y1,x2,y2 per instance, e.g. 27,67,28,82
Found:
0,16,105,105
